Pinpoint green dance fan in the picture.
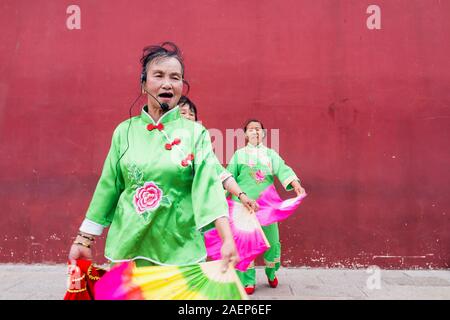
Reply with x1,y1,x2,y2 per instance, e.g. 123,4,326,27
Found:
95,260,248,300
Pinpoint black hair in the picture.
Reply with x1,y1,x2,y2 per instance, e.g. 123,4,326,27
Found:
243,119,265,132
140,41,190,94
178,95,198,121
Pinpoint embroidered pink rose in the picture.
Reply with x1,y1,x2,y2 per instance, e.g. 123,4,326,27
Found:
254,170,266,182
133,182,162,214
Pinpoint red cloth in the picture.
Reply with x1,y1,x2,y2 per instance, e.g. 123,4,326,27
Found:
63,259,107,300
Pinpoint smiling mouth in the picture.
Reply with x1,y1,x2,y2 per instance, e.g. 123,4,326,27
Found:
158,92,173,98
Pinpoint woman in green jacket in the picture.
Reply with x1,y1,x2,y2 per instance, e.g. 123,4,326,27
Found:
68,42,237,272
227,119,306,294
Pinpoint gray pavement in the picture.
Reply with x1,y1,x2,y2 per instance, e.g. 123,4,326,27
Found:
0,264,449,300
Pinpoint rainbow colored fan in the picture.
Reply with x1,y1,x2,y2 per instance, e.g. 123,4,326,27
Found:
94,260,248,300
204,200,270,272
255,185,307,226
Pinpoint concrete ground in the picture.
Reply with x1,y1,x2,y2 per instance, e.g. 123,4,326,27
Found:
0,264,449,300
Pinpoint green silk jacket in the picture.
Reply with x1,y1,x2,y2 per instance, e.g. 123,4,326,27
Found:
79,106,229,266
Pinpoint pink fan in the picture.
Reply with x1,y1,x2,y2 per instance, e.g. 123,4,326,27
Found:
255,185,307,226
204,199,270,272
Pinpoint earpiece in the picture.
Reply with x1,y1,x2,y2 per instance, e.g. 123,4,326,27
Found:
140,70,146,83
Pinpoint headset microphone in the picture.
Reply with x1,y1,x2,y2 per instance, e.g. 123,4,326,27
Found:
142,86,170,112
160,102,169,112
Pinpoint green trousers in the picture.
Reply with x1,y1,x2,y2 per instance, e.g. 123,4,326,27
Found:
236,222,281,287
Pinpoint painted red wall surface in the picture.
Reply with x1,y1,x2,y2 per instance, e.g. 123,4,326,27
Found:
0,0,448,268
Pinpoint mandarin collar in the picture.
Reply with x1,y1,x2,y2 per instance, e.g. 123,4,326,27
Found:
246,142,264,149
141,105,181,125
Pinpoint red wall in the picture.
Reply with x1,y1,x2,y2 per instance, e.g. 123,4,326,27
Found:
0,0,449,268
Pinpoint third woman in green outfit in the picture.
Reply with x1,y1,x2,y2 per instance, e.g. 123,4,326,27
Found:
227,119,306,294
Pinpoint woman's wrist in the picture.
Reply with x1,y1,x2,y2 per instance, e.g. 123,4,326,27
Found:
222,237,235,246
73,238,92,248
237,191,247,200
78,231,95,240
73,231,95,248
290,179,301,189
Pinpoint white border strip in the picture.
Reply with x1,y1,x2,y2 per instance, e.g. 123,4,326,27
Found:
79,218,107,236
196,214,229,231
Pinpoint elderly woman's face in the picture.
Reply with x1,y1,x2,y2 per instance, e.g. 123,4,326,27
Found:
143,57,183,110
246,121,264,145
179,103,196,121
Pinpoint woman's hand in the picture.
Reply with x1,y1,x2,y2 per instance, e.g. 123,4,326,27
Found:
291,180,306,197
220,239,240,273
222,178,259,213
214,217,240,272
240,194,259,213
68,243,93,264
68,233,94,264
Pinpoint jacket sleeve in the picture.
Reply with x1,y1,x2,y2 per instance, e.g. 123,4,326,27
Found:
191,127,229,233
212,155,233,184
225,151,240,179
79,125,125,235
271,149,299,191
